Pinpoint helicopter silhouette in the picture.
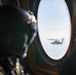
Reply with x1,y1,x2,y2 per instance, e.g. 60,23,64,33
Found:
48,38,64,45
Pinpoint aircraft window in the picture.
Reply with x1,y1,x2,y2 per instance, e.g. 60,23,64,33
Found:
37,0,71,60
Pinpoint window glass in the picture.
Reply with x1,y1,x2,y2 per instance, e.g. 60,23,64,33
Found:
37,0,71,60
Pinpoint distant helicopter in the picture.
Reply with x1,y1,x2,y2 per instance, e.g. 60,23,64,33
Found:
48,38,64,45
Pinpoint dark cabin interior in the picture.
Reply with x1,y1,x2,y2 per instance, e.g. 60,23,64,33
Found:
0,0,76,75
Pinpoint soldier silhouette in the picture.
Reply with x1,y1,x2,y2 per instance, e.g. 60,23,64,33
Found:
0,4,37,75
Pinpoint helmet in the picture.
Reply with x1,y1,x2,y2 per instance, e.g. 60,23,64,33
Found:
0,5,37,58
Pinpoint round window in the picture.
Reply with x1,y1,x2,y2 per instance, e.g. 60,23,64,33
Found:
34,0,73,65
37,0,71,60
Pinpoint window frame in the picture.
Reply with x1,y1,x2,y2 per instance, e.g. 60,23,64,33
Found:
33,0,74,66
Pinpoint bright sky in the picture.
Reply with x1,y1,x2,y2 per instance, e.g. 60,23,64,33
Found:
37,0,71,60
